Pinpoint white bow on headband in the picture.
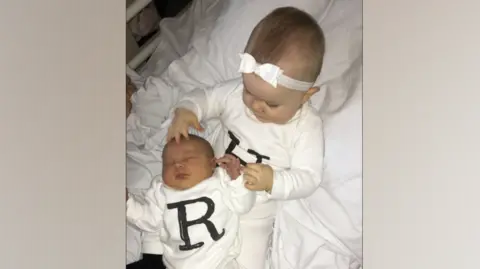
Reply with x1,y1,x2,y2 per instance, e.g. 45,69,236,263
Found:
238,53,314,92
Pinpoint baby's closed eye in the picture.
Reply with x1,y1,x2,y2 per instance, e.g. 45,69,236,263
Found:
266,103,279,108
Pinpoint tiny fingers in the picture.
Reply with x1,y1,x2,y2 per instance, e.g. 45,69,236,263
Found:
182,129,189,139
244,182,260,191
224,154,237,162
246,163,261,173
194,121,205,132
216,156,232,164
244,174,257,185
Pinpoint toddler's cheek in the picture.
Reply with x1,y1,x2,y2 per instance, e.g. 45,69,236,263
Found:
242,95,251,107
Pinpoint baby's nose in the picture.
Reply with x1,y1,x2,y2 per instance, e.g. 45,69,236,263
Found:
175,162,184,168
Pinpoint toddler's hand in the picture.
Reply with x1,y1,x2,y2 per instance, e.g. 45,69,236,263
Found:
167,108,204,143
217,154,242,180
244,163,273,192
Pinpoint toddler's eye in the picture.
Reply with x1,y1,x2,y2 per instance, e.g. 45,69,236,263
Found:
267,103,279,108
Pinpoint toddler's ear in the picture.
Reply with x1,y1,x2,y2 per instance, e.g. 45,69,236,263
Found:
302,86,320,104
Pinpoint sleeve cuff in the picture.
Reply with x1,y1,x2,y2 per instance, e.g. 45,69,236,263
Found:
173,99,202,121
220,169,245,191
126,197,143,226
142,231,164,254
268,171,286,200
229,174,245,189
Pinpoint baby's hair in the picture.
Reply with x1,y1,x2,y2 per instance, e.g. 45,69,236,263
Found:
164,135,215,159
244,7,325,82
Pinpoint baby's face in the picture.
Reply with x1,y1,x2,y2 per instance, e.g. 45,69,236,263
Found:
162,139,215,190
242,73,306,124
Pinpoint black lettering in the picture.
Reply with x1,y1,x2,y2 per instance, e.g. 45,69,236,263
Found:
225,131,246,166
167,197,225,251
225,130,271,165
247,148,271,163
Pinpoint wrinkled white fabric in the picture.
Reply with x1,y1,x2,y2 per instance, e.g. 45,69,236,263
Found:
269,83,362,269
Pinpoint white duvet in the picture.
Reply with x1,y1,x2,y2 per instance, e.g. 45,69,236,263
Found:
126,0,362,268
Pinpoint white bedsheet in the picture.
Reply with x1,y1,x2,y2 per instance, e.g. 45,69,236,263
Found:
138,0,226,78
126,0,362,267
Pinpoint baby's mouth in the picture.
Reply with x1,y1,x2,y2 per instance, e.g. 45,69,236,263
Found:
175,173,190,180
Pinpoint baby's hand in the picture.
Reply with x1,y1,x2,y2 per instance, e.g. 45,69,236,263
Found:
217,154,242,180
244,163,274,192
167,108,204,143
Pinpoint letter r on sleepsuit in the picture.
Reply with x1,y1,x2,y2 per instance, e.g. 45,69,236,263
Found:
167,197,226,251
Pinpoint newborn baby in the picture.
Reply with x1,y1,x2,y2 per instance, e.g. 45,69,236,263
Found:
127,135,256,269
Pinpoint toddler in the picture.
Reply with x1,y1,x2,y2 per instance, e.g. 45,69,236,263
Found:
127,135,255,269
167,6,326,269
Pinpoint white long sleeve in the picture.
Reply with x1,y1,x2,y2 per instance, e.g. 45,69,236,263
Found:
174,79,242,122
219,173,256,215
269,117,325,200
126,179,166,233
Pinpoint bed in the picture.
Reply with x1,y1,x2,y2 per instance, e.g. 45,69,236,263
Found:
126,0,362,268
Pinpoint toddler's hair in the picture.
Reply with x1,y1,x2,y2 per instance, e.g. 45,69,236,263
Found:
244,7,325,82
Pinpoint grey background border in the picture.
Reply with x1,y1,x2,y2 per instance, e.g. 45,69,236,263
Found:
364,0,480,268
1,1,125,268
1,0,480,268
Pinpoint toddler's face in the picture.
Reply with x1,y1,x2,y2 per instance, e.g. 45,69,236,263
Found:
162,139,215,190
242,73,308,124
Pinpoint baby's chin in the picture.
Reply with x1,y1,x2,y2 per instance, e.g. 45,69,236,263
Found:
164,180,190,191
163,176,206,191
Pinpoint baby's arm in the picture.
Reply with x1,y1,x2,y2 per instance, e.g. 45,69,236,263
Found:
173,79,239,122
126,178,166,233
220,172,256,215
269,123,325,200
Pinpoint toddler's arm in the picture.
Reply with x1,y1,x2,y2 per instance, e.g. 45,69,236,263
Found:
269,123,325,200
220,172,256,214
127,178,166,233
173,79,239,122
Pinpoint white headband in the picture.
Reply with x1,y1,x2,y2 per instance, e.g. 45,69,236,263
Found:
238,53,314,91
